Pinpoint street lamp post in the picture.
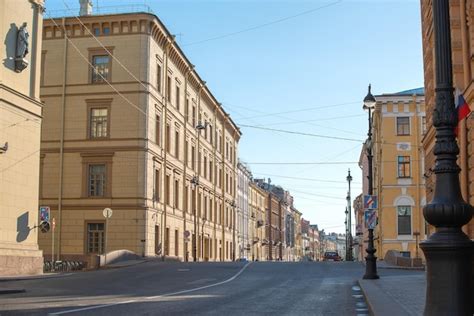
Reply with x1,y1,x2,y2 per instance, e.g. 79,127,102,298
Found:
346,169,353,261
362,84,379,280
421,1,473,314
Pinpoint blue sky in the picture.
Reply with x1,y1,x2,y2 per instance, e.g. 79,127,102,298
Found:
45,0,424,233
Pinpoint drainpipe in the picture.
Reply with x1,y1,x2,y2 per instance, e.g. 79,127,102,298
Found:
57,17,68,262
162,35,175,260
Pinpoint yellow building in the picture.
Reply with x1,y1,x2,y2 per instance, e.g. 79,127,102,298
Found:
0,0,45,275
420,0,474,238
371,88,426,259
249,181,267,261
39,8,240,266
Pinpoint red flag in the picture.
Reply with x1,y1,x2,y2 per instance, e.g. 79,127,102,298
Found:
455,92,471,137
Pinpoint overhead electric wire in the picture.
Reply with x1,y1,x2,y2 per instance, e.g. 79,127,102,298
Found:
241,113,366,127
245,161,358,165
252,172,360,184
232,101,360,121
239,124,363,142
182,1,342,47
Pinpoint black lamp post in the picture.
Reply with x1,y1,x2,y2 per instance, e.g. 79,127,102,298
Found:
420,1,473,314
191,176,199,262
346,169,353,261
362,84,379,280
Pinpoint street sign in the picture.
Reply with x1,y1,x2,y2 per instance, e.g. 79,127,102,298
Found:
365,209,377,229
103,208,113,218
39,221,50,233
363,195,378,209
39,206,50,222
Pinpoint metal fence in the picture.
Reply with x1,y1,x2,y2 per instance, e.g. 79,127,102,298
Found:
46,4,154,19
43,261,85,273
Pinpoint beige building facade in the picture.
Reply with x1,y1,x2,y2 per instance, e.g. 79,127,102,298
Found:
39,11,240,265
0,0,45,275
249,181,267,261
420,0,474,238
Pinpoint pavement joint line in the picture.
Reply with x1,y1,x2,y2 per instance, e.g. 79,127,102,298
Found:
47,262,252,315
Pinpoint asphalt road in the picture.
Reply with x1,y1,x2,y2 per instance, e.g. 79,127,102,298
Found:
0,261,422,315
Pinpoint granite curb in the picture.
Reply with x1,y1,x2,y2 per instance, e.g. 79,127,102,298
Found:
0,272,69,283
0,288,26,295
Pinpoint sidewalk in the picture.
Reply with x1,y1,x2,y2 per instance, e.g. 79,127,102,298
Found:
359,274,425,316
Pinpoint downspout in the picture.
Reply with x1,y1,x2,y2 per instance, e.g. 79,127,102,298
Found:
221,118,226,261
162,35,174,260
413,95,421,241
143,24,150,257
57,17,68,262
182,65,194,261
213,106,218,261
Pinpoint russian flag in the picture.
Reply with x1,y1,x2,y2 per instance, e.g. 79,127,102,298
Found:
455,91,471,137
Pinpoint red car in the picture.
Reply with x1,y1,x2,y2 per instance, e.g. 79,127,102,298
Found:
323,251,342,261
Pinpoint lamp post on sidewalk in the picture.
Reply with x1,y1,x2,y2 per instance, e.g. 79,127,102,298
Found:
362,84,379,280
346,169,353,261
421,1,473,314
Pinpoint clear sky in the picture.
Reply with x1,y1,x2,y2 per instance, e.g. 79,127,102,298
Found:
44,0,424,234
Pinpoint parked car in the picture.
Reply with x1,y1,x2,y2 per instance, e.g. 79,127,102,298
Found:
323,251,341,262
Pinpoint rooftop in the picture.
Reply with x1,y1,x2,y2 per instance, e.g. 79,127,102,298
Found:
46,4,154,19
391,87,425,96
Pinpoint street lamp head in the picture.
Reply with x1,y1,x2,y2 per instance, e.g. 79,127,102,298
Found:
363,84,377,110
346,169,353,182
195,121,208,130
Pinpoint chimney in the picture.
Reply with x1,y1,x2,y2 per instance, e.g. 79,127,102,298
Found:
79,0,93,16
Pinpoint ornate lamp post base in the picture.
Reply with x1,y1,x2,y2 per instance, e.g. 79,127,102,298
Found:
363,228,379,279
421,229,473,315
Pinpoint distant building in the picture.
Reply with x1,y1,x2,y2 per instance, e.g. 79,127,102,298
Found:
237,161,251,259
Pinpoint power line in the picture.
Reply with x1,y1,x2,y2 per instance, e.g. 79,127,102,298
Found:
252,172,360,184
183,1,342,46
231,101,360,121
238,124,363,142
246,161,358,165
240,113,366,127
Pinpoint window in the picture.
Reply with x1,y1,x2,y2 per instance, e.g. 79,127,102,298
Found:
93,27,100,36
175,130,180,159
165,227,170,256
209,161,213,182
204,156,207,179
166,175,171,205
157,64,162,93
167,76,172,102
204,196,208,220
184,186,189,213
192,105,196,127
154,169,160,201
421,116,427,135
397,156,411,178
191,146,196,170
186,99,190,122
155,225,160,255
397,206,411,235
91,55,110,83
90,108,108,138
166,124,171,153
175,229,179,256
209,124,213,145
87,223,104,254
174,179,179,208
88,164,106,196
397,117,410,135
176,85,180,111
155,115,161,145
103,27,110,35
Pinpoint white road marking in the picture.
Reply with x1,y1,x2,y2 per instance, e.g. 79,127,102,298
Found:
48,262,251,315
